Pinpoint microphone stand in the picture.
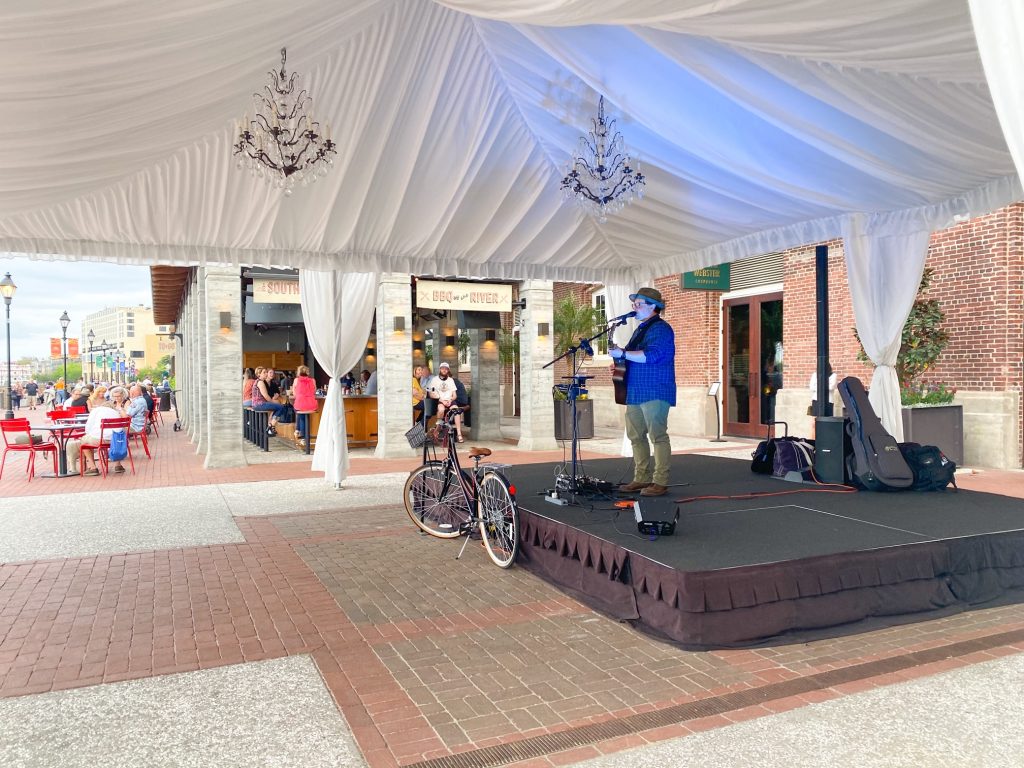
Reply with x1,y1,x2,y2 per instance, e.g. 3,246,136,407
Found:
542,320,623,495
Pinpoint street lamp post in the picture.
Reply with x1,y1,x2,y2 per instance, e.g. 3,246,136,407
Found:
87,329,95,384
0,272,16,420
59,311,70,395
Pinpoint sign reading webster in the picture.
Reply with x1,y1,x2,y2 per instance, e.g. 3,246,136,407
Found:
416,280,512,312
682,263,730,291
253,278,301,304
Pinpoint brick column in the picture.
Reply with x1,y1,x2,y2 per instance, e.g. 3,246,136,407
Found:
517,280,557,451
203,266,245,468
374,273,416,458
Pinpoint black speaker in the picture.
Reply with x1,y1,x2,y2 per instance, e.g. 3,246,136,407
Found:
814,416,848,484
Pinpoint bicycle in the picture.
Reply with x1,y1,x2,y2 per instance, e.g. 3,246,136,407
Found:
403,406,520,568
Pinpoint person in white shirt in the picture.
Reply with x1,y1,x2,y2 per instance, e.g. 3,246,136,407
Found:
365,369,378,395
66,393,118,475
429,362,462,440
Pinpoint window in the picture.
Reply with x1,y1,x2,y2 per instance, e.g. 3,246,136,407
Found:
592,291,608,354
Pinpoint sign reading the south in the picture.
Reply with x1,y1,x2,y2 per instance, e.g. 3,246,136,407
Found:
254,278,301,304
682,264,730,291
416,280,512,312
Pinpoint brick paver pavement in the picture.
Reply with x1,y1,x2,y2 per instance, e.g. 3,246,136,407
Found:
2,408,1023,766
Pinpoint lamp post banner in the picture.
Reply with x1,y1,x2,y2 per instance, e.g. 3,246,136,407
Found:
50,338,61,358
68,338,79,357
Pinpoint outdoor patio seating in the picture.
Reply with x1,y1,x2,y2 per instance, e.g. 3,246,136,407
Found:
0,418,58,482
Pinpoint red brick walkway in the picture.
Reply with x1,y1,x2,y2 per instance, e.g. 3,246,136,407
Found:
2,408,1023,766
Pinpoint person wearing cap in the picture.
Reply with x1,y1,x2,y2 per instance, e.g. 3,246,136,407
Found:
429,361,463,441
608,287,676,497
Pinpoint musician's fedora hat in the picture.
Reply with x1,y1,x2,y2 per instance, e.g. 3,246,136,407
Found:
628,287,665,309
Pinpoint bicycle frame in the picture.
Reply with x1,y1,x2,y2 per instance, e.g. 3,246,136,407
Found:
422,406,479,523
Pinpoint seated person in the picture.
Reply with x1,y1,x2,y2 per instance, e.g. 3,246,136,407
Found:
290,365,317,439
251,368,286,434
412,364,427,423
265,369,282,401
365,369,378,395
429,362,460,440
67,386,91,408
242,367,259,407
127,384,149,435
452,374,469,443
67,392,121,475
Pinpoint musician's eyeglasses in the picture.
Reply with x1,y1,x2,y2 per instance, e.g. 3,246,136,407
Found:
632,299,653,307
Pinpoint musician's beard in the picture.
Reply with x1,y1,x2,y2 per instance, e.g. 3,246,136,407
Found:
439,373,449,380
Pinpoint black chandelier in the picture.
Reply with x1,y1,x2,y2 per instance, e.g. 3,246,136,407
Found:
560,96,645,223
234,47,336,195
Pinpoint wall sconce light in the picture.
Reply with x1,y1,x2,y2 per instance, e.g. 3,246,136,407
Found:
394,316,405,332
413,340,424,351
484,329,496,342
219,312,232,332
537,322,549,336
445,334,456,347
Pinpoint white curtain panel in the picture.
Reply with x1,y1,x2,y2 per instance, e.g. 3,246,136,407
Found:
602,282,635,457
0,0,1019,287
969,0,1024,184
841,214,930,442
298,270,379,485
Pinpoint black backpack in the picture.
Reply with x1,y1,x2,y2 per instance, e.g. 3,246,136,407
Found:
898,442,958,491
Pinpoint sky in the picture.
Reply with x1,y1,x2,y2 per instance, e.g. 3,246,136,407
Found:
0,256,153,361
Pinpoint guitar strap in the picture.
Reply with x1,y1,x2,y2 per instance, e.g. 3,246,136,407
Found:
624,316,662,352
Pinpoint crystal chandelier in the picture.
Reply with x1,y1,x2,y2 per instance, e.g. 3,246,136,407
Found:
560,96,645,223
234,48,336,196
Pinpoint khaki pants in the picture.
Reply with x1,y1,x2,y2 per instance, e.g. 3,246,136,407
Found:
624,399,672,486
66,436,101,473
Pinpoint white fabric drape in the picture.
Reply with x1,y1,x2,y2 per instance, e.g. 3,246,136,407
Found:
601,282,635,456
969,0,1024,185
841,215,930,442
298,270,379,485
0,0,1018,287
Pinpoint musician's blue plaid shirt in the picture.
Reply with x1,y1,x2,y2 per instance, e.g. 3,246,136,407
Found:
624,316,676,406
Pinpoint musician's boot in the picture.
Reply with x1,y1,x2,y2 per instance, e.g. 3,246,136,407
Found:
621,480,651,492
640,483,667,497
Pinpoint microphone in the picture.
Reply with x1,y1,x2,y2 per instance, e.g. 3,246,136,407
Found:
578,337,594,356
608,310,636,324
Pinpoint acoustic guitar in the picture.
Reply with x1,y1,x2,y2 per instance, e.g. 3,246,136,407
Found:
612,358,627,405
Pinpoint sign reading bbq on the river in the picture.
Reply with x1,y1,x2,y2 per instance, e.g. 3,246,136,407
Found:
416,280,513,312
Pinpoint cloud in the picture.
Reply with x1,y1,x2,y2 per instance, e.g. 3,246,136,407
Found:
0,256,153,360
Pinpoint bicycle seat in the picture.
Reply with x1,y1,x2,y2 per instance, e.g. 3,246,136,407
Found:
468,447,492,458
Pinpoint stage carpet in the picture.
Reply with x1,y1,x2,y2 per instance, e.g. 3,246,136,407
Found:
509,454,1024,649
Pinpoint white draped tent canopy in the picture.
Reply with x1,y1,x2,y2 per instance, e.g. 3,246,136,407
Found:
2,0,1022,481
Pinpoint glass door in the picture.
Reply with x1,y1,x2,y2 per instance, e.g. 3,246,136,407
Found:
723,293,783,437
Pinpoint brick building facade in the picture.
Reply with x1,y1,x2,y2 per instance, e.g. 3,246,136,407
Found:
530,202,1024,469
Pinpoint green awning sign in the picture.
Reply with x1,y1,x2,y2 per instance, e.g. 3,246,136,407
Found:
682,263,730,291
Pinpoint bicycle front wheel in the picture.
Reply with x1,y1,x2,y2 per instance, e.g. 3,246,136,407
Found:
478,471,520,568
404,462,472,538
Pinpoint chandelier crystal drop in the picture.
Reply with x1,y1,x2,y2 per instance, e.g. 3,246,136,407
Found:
559,96,645,223
234,47,336,196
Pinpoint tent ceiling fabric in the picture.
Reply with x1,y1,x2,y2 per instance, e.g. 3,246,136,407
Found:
0,0,1019,285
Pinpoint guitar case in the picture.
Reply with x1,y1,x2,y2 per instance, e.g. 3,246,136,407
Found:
837,376,913,491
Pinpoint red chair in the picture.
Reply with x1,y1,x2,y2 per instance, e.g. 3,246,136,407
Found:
85,417,135,477
0,419,58,482
147,408,160,437
67,406,87,416
48,408,73,422
130,425,151,459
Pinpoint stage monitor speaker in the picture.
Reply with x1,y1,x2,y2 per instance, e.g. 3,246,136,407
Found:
815,416,848,484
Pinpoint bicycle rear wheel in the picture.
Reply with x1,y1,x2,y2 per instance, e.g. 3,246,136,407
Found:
404,461,472,538
478,470,519,568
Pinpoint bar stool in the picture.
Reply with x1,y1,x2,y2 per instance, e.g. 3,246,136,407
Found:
295,410,316,455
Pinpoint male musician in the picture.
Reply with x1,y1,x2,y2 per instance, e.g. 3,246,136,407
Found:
609,287,676,497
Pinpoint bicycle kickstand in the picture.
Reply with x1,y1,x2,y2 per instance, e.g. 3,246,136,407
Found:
456,533,472,560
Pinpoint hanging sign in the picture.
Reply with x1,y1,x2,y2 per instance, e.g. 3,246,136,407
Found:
67,338,79,357
416,280,512,312
682,264,730,291
50,338,61,358
253,277,301,304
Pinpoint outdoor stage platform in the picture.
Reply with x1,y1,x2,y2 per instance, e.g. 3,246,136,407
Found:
512,454,1024,649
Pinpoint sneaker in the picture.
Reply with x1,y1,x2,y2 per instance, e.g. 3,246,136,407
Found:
114,465,126,473
267,427,277,436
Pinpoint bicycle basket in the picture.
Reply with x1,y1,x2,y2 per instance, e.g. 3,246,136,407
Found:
405,422,430,448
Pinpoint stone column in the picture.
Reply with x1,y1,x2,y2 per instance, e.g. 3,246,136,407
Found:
177,295,190,430
374,273,416,458
517,280,557,451
190,270,207,455
203,266,245,468
468,328,502,440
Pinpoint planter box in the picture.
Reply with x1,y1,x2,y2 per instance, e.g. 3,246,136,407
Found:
554,399,594,441
901,404,963,465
